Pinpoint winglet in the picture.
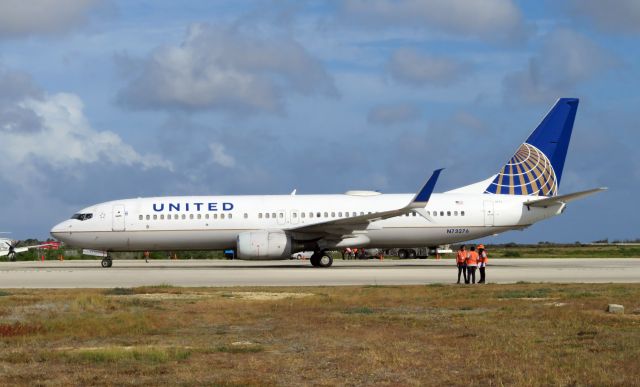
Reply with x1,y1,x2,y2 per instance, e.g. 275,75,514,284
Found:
412,168,443,206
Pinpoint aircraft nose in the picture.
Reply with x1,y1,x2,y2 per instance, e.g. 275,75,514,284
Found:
50,220,72,241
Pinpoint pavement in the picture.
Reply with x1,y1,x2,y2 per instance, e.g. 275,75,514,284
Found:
1,258,639,288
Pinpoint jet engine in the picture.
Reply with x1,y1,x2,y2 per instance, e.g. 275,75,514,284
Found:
236,230,292,260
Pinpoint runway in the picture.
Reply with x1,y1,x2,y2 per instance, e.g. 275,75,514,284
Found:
1,258,639,288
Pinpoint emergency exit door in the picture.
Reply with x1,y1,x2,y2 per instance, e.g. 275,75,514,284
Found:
112,205,126,231
483,201,494,226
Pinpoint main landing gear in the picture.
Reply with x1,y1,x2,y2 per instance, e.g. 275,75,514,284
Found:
310,251,333,268
101,256,113,268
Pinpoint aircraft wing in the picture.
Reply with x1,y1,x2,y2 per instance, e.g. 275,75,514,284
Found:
523,187,607,208
290,169,443,236
0,243,54,257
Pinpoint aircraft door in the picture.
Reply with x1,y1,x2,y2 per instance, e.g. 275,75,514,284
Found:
277,210,286,225
112,205,126,231
483,201,494,226
290,210,299,225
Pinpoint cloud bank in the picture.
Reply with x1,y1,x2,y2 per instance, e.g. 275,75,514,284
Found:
117,23,337,114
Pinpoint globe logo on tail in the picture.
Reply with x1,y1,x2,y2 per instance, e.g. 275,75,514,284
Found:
484,143,557,196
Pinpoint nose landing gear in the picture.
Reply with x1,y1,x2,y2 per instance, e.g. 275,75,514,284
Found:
101,256,113,268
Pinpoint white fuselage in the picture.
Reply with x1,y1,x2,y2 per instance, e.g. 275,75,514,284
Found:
50,192,561,255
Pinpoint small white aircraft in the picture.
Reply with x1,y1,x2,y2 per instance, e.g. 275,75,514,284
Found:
51,98,605,268
0,233,53,261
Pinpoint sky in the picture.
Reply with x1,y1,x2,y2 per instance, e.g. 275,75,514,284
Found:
0,0,638,243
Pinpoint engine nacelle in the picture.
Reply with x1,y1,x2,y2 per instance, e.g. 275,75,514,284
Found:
236,230,292,260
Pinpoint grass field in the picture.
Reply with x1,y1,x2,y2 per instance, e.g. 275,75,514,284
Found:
1,284,640,385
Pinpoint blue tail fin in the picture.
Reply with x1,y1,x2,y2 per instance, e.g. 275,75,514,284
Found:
484,98,579,196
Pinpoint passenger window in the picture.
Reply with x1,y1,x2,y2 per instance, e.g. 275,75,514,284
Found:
292,213,297,218
259,213,263,219
461,211,465,216
433,212,437,217
316,212,321,218
205,214,210,219
324,212,328,217
338,212,342,217
279,213,283,218
309,212,313,218
190,214,194,219
220,214,225,219
146,215,150,220
197,214,202,219
454,211,458,216
244,213,248,219
331,212,335,217
447,211,451,216
181,214,186,220
440,211,444,216
265,213,270,219
272,213,276,218
301,213,305,218
160,214,165,220
139,215,143,220
228,214,232,219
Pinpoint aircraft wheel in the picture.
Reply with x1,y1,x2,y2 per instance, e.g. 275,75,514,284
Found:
407,249,417,259
101,257,112,268
397,249,407,259
318,253,333,268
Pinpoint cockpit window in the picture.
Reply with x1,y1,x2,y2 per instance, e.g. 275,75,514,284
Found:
71,213,93,221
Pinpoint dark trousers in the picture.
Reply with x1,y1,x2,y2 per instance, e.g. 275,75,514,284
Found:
479,267,486,283
457,264,467,283
466,266,477,284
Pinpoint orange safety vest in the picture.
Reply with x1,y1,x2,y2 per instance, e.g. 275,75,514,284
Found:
456,251,467,264
466,251,479,266
479,251,489,264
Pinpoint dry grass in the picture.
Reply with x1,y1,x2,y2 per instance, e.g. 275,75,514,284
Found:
0,284,639,385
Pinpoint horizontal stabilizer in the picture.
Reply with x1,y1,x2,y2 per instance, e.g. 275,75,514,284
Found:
523,187,607,208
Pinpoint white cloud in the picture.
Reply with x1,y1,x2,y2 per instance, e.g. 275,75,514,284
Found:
0,91,172,188
209,142,236,168
503,29,618,104
340,0,526,42
0,0,105,39
387,48,470,87
568,0,640,34
117,23,337,114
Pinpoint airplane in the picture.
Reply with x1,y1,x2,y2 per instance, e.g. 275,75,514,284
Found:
0,233,54,261
50,98,605,268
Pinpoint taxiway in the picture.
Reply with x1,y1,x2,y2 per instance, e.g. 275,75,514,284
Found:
1,258,638,288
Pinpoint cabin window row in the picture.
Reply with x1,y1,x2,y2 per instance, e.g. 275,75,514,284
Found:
140,213,233,221
429,210,465,217
257,211,374,219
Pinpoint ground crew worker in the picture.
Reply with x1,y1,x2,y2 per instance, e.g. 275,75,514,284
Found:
456,245,467,284
465,246,479,284
144,251,149,263
477,244,488,283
